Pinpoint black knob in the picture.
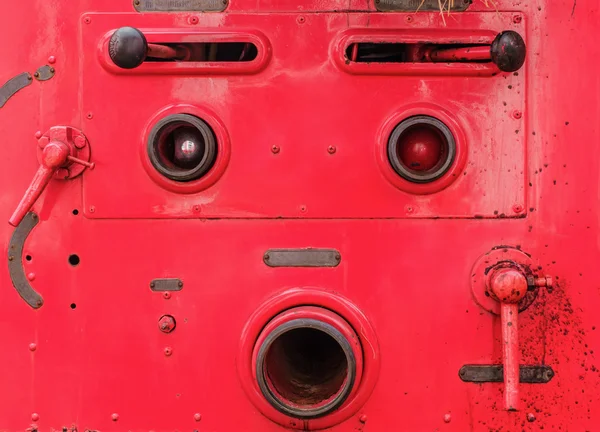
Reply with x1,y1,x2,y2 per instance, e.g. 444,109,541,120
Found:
490,31,526,73
108,27,148,69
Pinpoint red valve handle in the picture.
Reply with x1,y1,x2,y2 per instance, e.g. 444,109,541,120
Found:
9,140,94,227
487,267,528,411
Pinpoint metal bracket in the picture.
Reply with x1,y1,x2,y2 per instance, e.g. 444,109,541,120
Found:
263,249,341,268
459,365,555,384
33,65,55,81
0,72,32,108
8,212,43,308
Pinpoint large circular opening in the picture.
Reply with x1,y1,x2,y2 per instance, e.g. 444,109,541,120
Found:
388,115,456,183
147,114,217,182
256,319,356,419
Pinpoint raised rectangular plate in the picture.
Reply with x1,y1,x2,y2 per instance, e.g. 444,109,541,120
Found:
133,0,227,12
150,278,183,291
459,365,555,383
264,249,341,267
375,0,470,12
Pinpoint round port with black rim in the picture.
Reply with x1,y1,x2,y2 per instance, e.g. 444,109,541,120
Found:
147,114,217,182
387,115,456,183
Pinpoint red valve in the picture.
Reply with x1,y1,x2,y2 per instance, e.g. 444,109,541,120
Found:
486,267,528,411
9,127,93,227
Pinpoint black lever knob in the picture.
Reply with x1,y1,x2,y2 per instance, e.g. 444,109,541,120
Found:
108,27,148,69
490,31,526,73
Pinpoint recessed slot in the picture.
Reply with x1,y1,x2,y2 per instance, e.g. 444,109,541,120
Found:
145,42,258,63
345,42,491,64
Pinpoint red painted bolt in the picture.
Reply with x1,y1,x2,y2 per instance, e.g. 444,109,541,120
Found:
297,16,306,24
512,110,522,119
29,343,37,352
527,412,536,422
158,315,176,333
359,414,367,423
530,276,553,288
512,204,523,214
31,413,39,422
164,347,173,356
513,15,522,23
163,292,171,300
74,136,86,149
327,145,336,154
194,413,202,421
27,273,35,281
111,413,119,421
48,56,56,64
188,16,199,24
444,413,451,423
271,145,280,154
83,17,91,24
34,131,42,139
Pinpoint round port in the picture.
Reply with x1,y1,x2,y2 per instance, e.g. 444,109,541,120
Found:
147,114,217,182
387,115,456,183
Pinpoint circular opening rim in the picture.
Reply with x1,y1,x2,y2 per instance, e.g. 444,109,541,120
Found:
387,115,456,183
147,113,217,182
255,318,357,419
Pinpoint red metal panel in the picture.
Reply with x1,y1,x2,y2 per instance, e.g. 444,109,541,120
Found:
0,0,598,431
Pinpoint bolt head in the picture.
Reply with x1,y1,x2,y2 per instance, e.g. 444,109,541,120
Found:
271,145,280,154
527,412,536,422
31,413,39,422
111,413,119,421
444,413,451,423
28,343,37,351
164,347,173,356
194,413,202,421
158,315,176,333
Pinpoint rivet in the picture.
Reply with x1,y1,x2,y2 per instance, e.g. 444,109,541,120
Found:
512,110,522,119
31,413,39,422
27,273,36,281
83,16,91,24
405,15,414,23
512,204,523,214
300,205,307,212
178,281,183,288
271,145,280,154
327,145,336,154
164,347,173,356
188,16,199,25
48,56,56,64
444,413,451,423
33,72,39,78
297,16,306,24
335,253,341,260
194,413,202,421
527,413,536,422
193,205,201,213
150,282,155,288
163,292,171,300
34,131,42,139
86,112,93,120
111,413,119,421
359,414,367,423
264,253,270,260
513,15,522,23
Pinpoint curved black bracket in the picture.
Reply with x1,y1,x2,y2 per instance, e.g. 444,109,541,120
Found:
8,212,43,308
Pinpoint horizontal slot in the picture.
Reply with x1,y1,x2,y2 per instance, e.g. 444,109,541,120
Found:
345,43,491,64
145,42,258,63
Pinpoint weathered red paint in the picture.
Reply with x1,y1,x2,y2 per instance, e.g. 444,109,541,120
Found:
0,1,599,431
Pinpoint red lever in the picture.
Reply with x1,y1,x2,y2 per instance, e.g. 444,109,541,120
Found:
9,134,94,227
487,267,528,411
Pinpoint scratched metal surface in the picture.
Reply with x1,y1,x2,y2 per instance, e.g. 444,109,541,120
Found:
0,0,598,431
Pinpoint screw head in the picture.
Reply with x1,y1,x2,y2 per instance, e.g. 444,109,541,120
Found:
297,16,306,24
89,206,96,213
405,15,414,23
163,292,171,300
513,15,522,23
164,347,173,356
48,56,56,64
512,110,523,119
188,16,199,24
271,145,280,154
405,205,414,214
512,204,523,213
29,343,37,351
86,112,93,119
83,16,91,24
327,145,336,154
